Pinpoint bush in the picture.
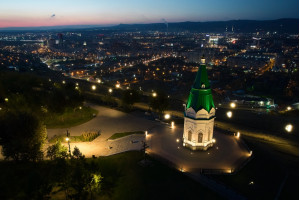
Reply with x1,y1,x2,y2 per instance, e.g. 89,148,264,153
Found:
82,131,100,142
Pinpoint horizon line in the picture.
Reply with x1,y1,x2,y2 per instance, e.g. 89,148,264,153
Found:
0,18,298,30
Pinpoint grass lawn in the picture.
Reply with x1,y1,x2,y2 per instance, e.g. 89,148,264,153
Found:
0,151,222,200
108,131,145,140
209,137,299,200
45,106,98,129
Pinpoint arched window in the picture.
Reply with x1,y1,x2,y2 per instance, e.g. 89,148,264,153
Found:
188,131,192,141
198,132,203,143
201,84,205,88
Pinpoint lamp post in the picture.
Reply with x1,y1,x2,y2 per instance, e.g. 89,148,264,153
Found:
66,130,71,156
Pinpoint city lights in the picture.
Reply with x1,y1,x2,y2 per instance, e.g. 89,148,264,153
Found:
0,3,298,199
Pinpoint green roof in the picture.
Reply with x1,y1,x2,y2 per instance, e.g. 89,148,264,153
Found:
186,62,215,113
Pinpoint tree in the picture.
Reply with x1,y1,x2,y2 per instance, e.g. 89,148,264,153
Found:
46,141,68,160
53,158,103,199
121,89,140,110
149,90,169,117
0,111,46,161
85,173,103,199
72,146,83,159
69,159,103,199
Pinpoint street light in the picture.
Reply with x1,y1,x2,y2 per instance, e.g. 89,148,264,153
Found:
108,88,113,93
152,92,157,97
171,121,175,129
230,102,236,108
287,106,292,111
115,83,120,88
285,124,293,132
226,111,233,118
91,85,96,90
164,114,170,120
236,132,240,138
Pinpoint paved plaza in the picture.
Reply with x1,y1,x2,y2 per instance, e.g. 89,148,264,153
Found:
146,125,250,172
47,105,250,171
1,105,250,171
47,104,158,140
46,104,158,157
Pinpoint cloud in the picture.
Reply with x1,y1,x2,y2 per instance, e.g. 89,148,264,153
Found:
50,14,55,18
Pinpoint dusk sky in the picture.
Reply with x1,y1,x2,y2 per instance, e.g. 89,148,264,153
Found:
0,0,298,28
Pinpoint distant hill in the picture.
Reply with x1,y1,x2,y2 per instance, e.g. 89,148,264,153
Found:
112,19,299,34
0,19,298,34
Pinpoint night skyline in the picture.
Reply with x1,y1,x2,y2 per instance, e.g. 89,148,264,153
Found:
0,0,298,28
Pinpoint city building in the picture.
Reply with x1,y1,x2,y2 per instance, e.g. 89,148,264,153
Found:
183,57,216,150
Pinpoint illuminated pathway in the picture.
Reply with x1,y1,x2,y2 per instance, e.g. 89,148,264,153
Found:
46,104,158,157
46,104,250,170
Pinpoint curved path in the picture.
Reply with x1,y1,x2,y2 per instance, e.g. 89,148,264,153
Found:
46,104,159,157
47,104,158,141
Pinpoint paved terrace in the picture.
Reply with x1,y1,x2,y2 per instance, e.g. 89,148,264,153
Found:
147,125,250,172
